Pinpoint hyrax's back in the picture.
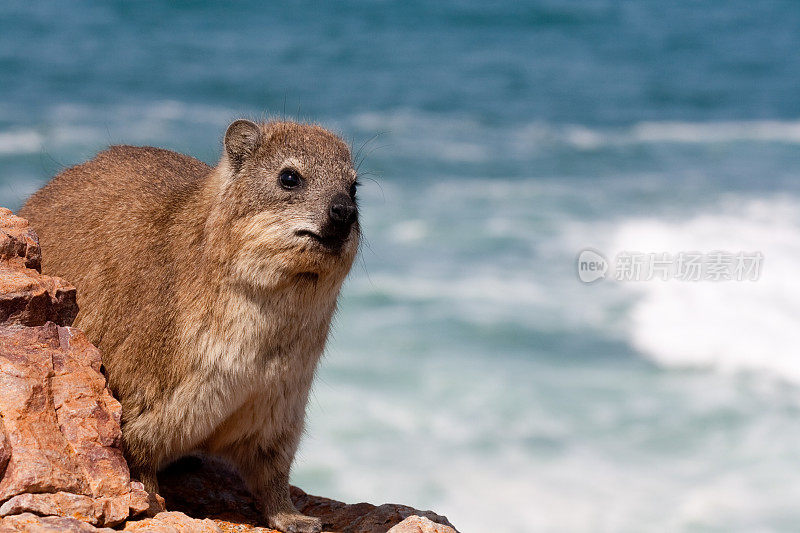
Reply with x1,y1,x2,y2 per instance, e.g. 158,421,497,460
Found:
21,145,210,274
19,145,211,396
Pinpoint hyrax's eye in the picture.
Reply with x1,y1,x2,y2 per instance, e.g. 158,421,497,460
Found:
349,181,359,199
278,169,302,190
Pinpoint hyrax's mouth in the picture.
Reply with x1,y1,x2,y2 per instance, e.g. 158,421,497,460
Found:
295,229,346,252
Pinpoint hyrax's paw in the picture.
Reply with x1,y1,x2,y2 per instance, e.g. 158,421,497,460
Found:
268,512,322,533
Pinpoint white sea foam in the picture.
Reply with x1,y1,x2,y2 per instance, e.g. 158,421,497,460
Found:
50,100,236,126
610,196,800,382
563,120,800,148
346,272,549,323
0,101,239,159
523,119,800,150
388,219,428,243
629,120,800,144
0,129,43,155
348,110,800,163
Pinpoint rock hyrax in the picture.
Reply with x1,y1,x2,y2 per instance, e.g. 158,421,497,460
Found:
19,119,361,533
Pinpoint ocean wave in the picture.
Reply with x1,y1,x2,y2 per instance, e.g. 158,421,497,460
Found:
0,101,238,157
347,272,548,307
0,129,43,155
557,120,800,149
628,120,800,145
49,100,236,126
610,196,800,382
348,110,800,162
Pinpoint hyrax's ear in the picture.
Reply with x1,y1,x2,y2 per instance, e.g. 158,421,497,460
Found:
224,119,261,170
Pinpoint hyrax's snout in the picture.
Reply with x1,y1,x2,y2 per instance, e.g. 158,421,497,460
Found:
328,192,357,227
321,192,357,246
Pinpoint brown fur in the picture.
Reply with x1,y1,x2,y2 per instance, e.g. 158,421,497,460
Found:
19,120,360,533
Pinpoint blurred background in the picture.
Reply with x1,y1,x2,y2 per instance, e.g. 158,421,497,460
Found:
3,1,800,531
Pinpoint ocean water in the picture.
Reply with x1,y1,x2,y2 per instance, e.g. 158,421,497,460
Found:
3,1,800,531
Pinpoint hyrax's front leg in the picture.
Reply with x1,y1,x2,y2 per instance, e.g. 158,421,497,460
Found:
224,434,321,533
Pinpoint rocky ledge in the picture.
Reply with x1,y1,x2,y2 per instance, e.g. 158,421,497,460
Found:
0,208,457,533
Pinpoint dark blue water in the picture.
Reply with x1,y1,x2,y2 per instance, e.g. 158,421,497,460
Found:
3,2,800,531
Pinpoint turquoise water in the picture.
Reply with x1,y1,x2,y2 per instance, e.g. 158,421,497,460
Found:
3,2,800,531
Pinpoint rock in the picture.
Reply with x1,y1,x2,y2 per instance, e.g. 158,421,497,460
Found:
0,512,115,532
387,516,457,533
123,511,223,532
49,327,129,498
0,324,90,501
127,482,153,516
0,208,77,327
158,455,458,533
290,487,455,533
0,323,148,526
0,264,78,327
0,208,41,271
0,492,103,526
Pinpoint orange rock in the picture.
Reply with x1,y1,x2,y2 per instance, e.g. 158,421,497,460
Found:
126,482,152,517
0,512,115,532
50,327,128,497
387,516,457,533
0,323,147,527
0,208,41,271
0,492,102,525
0,265,77,327
0,324,89,501
123,511,223,532
0,209,77,327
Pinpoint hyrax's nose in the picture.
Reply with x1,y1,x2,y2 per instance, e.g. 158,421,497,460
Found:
328,193,357,227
